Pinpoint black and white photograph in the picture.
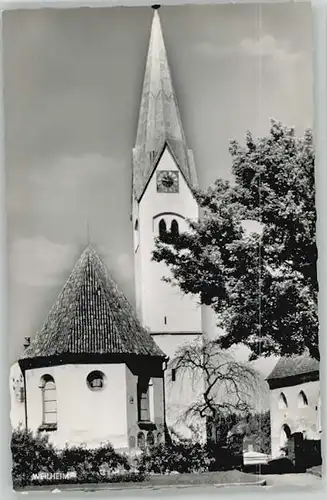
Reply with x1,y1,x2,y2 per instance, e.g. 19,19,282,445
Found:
3,0,322,492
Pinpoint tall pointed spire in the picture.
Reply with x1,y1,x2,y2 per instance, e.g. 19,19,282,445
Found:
133,6,198,201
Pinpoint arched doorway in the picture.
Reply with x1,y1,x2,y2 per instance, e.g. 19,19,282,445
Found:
280,424,291,454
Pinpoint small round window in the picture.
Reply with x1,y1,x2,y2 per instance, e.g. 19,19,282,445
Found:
86,371,106,391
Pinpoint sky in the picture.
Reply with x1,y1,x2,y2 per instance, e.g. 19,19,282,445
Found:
3,3,313,365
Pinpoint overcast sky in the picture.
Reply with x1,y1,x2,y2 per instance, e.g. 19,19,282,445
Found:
3,3,313,365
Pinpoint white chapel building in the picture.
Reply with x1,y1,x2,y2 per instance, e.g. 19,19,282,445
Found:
10,247,167,452
10,6,206,451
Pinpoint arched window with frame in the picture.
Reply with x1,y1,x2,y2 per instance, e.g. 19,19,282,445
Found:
137,432,145,450
147,431,155,448
40,375,57,426
158,219,167,240
170,219,179,236
156,432,162,445
298,390,308,408
129,435,136,449
280,424,291,453
278,392,288,410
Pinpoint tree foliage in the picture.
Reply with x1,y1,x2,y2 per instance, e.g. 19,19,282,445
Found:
137,441,214,474
229,411,271,455
11,427,141,487
11,427,59,487
153,120,318,360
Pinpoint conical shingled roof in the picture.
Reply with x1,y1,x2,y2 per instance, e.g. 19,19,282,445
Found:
133,8,198,201
20,246,166,363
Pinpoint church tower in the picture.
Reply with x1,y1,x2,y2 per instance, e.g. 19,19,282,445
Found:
132,6,203,436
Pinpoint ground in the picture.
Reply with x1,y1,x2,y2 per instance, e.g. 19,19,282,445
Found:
16,470,322,494
263,472,322,490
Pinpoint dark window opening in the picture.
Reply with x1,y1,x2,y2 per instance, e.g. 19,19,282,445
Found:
278,392,288,409
164,316,167,325
159,219,167,240
170,219,179,236
87,371,106,391
172,369,176,382
298,390,308,408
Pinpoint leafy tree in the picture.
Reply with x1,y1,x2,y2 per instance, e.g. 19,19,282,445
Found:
153,120,318,360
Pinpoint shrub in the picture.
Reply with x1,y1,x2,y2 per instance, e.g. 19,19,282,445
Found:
60,443,131,482
11,428,143,487
137,441,215,474
11,427,59,487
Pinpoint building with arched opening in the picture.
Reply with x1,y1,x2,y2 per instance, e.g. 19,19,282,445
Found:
10,246,167,452
267,354,321,461
10,5,207,449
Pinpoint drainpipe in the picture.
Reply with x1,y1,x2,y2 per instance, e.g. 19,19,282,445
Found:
162,356,170,444
22,337,30,431
23,369,28,430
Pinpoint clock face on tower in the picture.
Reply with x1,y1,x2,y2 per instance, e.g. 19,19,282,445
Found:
156,171,179,193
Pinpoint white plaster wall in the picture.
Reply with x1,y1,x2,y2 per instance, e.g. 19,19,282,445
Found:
202,305,223,341
137,147,202,334
9,362,26,430
132,146,204,440
125,365,165,431
154,333,206,442
269,380,321,458
25,363,128,450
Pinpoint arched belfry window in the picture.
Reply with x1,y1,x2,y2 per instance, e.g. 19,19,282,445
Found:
170,219,179,236
298,390,308,408
40,375,57,426
278,392,288,410
159,219,167,240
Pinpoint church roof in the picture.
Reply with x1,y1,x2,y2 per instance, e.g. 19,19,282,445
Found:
266,353,319,382
133,8,198,201
20,246,166,364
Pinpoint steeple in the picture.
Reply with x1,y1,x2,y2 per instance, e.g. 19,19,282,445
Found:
133,6,198,202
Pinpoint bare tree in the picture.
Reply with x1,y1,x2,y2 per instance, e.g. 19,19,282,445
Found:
169,336,267,443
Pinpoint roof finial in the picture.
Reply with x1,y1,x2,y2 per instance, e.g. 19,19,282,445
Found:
86,220,91,246
152,4,161,10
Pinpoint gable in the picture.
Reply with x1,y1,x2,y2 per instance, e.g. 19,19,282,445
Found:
135,142,197,204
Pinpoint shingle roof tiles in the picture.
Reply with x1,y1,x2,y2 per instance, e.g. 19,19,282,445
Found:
20,246,166,362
